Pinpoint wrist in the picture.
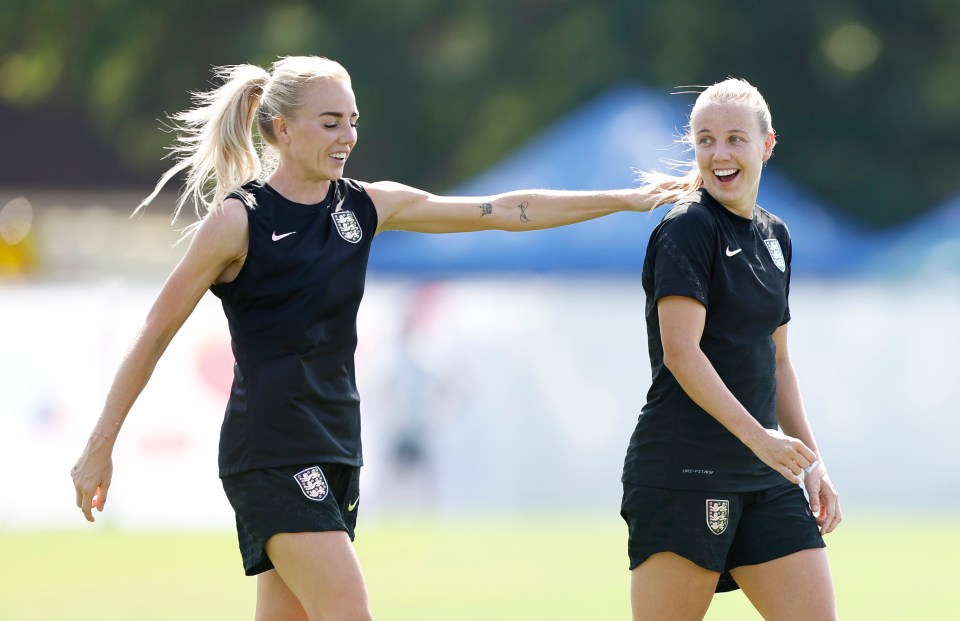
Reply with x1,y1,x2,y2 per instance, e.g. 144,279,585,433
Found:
632,188,656,213
609,188,647,213
738,423,770,452
90,427,119,447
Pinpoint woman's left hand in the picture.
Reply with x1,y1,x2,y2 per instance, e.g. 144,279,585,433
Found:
803,462,842,534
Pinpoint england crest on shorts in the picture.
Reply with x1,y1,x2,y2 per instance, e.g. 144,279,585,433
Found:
294,466,329,501
706,499,730,535
331,211,362,244
764,238,786,272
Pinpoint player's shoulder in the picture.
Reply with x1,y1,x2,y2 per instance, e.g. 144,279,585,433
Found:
341,177,381,206
659,191,719,231
754,203,790,235
184,198,249,265
339,179,381,226
360,179,429,198
203,197,249,238
359,179,432,220
755,203,784,223
333,177,369,198
225,180,266,206
665,189,717,216
340,177,368,194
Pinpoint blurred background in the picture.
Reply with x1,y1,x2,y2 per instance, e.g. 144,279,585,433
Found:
1,0,958,618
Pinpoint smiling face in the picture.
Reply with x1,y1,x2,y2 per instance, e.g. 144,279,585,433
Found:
691,102,775,218
276,77,359,182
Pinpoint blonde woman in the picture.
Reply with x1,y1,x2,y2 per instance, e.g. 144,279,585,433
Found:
70,56,686,620
621,78,842,620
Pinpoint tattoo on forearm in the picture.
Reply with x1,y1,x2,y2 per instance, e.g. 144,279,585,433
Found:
518,201,531,223
478,202,493,216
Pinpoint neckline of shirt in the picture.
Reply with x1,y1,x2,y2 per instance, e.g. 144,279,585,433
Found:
262,181,337,210
700,190,756,230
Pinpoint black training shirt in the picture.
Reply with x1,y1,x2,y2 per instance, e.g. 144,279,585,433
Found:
622,189,791,492
211,179,377,477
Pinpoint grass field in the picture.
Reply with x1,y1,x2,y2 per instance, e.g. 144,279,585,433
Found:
1,513,957,620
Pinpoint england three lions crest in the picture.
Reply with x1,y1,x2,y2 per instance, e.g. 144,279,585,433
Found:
764,238,786,272
294,466,329,501
706,499,730,535
331,211,362,244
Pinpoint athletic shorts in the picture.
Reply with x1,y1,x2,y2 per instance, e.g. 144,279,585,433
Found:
221,463,361,576
620,481,824,592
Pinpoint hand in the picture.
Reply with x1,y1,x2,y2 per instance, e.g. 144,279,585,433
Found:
746,428,818,485
627,179,693,212
71,434,114,523
804,462,842,534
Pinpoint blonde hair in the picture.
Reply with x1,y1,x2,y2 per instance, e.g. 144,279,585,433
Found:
137,56,351,232
638,78,774,207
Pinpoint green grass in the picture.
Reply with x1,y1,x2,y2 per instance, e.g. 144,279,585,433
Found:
1,513,957,620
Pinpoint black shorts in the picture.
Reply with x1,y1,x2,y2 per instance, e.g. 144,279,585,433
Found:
620,481,824,592
221,463,361,576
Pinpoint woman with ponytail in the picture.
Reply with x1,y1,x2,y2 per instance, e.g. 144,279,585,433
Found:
70,56,686,620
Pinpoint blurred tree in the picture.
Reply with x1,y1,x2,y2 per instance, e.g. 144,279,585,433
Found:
1,0,957,228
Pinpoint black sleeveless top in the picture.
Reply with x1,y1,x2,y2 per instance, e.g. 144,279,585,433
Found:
210,179,378,476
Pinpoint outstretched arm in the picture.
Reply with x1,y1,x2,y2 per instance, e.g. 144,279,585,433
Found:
366,181,685,234
658,296,818,485
70,199,248,522
773,324,842,534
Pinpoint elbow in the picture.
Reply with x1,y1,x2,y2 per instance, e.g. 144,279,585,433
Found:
661,340,701,377
661,348,685,374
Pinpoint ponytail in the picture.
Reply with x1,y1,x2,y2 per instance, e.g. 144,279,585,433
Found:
137,56,351,240
137,64,270,231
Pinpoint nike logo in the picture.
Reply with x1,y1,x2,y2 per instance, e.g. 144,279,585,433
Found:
725,246,742,257
347,497,360,512
272,231,296,241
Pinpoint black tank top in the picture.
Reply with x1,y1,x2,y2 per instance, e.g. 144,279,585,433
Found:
211,179,378,476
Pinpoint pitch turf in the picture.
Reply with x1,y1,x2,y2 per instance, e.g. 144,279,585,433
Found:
1,513,956,620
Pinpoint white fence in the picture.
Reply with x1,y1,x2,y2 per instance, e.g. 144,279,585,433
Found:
1,277,957,529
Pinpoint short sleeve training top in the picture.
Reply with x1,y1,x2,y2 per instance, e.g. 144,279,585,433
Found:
210,179,378,477
622,189,792,492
